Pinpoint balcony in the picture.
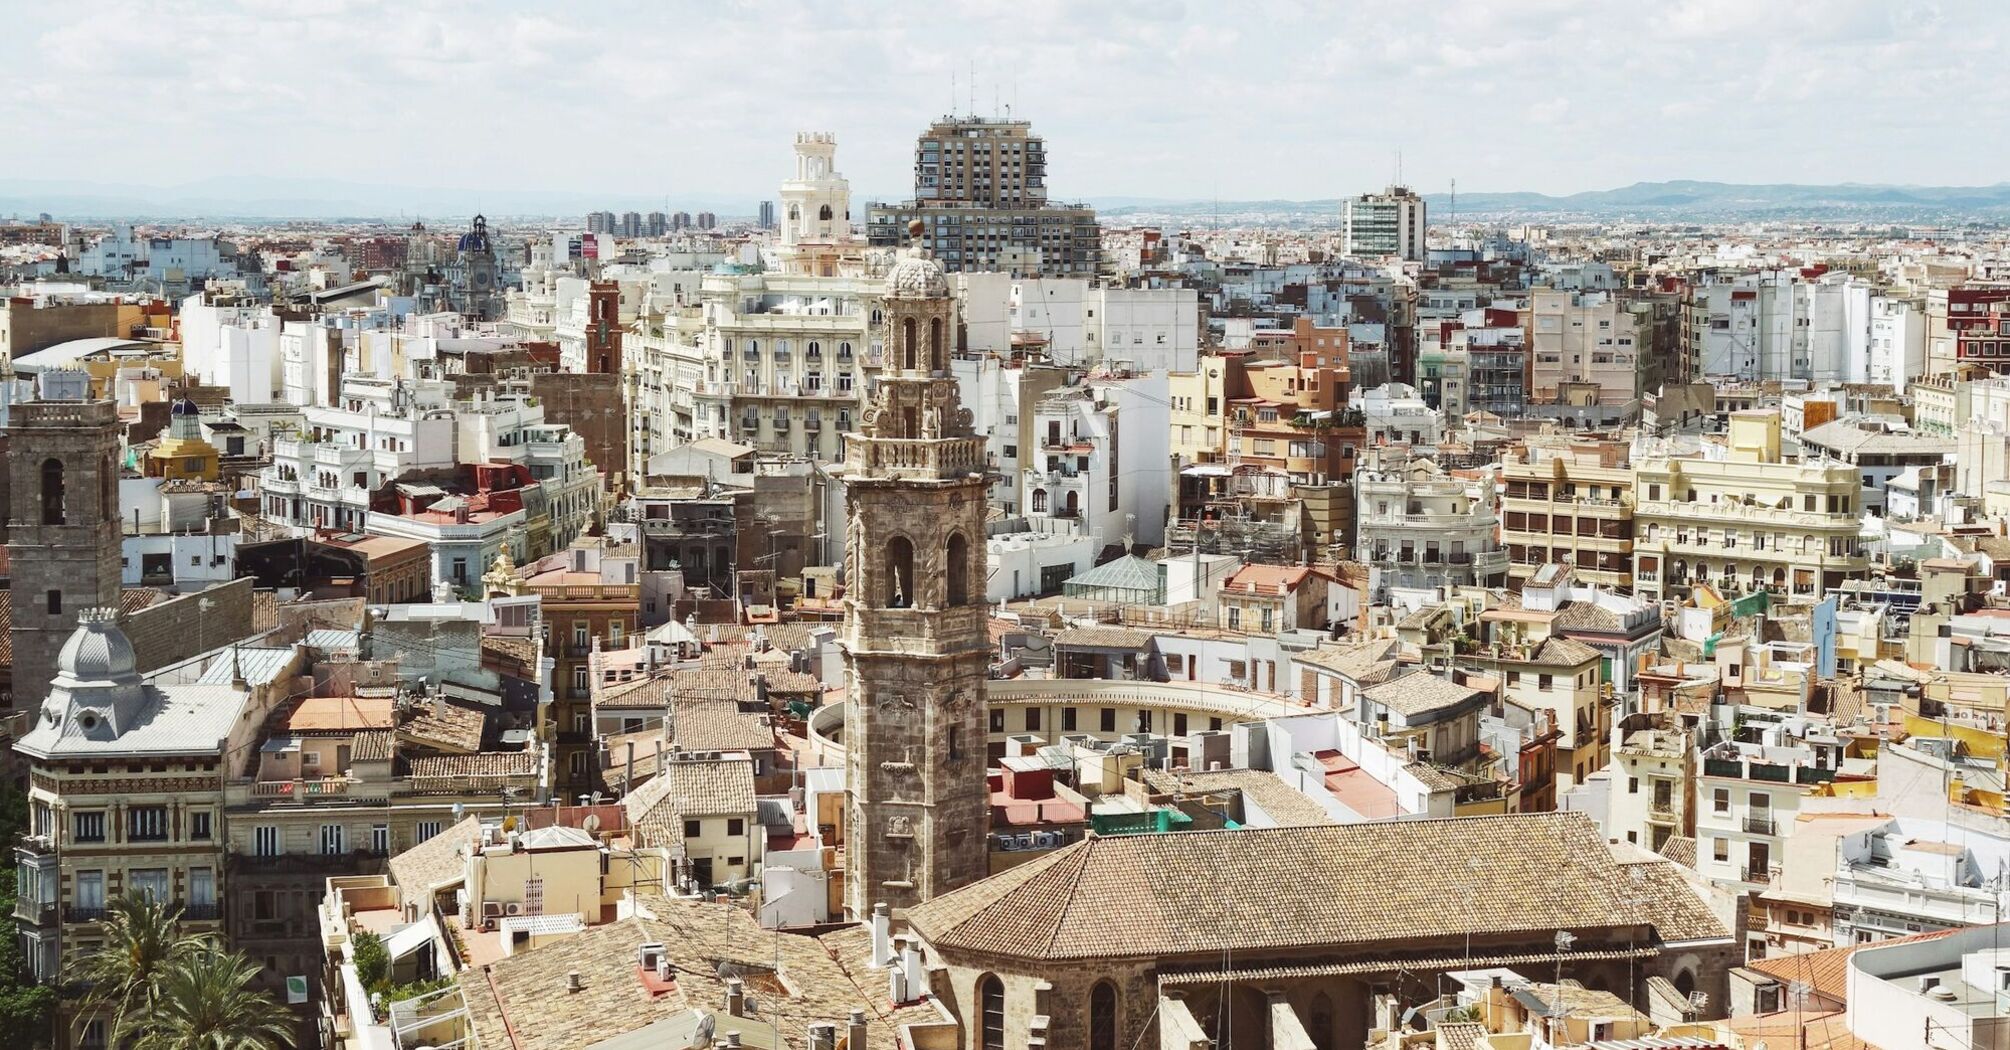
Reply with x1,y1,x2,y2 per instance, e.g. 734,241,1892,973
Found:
1744,814,1778,836
229,850,389,875
1647,802,1678,825
65,905,106,923
249,776,356,801
13,897,55,926
181,902,222,921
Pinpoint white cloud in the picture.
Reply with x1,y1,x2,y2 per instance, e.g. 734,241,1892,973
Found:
3,0,2007,203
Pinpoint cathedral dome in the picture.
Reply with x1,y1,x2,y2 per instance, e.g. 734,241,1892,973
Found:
169,396,200,418
56,610,138,684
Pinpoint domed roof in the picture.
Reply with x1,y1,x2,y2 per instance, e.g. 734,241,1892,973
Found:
887,249,949,299
56,610,138,684
170,396,201,417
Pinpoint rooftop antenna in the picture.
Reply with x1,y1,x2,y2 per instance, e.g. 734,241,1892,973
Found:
950,70,956,117
969,60,975,117
1394,149,1403,188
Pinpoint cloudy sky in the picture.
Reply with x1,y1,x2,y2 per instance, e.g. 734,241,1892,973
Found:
4,0,2000,204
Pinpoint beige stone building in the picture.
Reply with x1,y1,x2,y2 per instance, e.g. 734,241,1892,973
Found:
1632,412,1869,601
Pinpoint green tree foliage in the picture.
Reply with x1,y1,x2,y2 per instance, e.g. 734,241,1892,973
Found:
128,948,294,1050
0,787,55,1046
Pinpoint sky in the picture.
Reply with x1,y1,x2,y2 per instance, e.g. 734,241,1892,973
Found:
4,0,2005,206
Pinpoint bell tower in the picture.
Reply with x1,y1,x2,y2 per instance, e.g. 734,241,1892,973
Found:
841,223,990,917
778,132,857,276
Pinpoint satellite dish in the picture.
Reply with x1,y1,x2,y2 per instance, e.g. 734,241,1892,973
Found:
581,813,602,834
686,1011,716,1050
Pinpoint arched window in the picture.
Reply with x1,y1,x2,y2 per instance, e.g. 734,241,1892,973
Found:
929,316,944,370
788,204,800,221
818,204,833,221
884,536,915,609
1089,981,1118,1050
1031,489,1047,513
978,976,1005,1050
1063,490,1080,518
946,533,970,607
40,458,65,526
902,317,918,370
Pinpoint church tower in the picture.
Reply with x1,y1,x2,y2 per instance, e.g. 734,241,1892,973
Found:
3,372,123,712
841,222,990,917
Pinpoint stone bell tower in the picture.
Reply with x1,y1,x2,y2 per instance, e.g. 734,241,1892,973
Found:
841,221,991,918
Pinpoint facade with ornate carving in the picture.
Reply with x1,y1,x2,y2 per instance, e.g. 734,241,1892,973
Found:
840,226,992,918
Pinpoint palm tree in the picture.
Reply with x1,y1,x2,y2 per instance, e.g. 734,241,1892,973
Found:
130,949,295,1050
67,892,204,1042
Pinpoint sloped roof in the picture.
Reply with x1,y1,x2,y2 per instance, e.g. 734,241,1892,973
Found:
1361,670,1485,718
388,815,483,910
906,811,1728,963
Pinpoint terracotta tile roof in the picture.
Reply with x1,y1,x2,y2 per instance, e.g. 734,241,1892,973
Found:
623,756,756,847
1053,626,1155,649
405,750,538,779
481,634,539,666
397,700,486,754
907,811,1729,962
1222,564,1318,595
388,815,483,911
1436,1021,1486,1050
351,730,394,762
1297,637,1404,685
458,898,928,1050
670,701,773,753
1362,671,1487,719
120,587,168,615
1532,637,1602,666
1659,835,1697,869
1142,768,1334,827
285,696,396,733
1746,929,1955,1005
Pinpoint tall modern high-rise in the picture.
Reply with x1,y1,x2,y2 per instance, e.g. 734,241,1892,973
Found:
868,114,1099,277
1344,185,1428,261
840,223,991,917
619,211,643,238
645,211,668,237
758,199,776,229
3,371,123,713
696,212,717,230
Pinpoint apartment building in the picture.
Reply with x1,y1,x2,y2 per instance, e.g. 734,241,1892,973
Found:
507,538,641,795
1797,417,1954,516
1697,742,1840,895
1500,439,1636,592
1524,288,1653,422
1606,727,1691,853
1343,184,1427,261
13,615,296,1047
1632,412,1869,602
867,114,1099,276
1926,285,2010,376
1830,817,2010,946
1355,456,1507,601
1452,633,1607,789
1359,382,1441,447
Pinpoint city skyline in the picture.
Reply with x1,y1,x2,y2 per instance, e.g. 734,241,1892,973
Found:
5,0,2004,206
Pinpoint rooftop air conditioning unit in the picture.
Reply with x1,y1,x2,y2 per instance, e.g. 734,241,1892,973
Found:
504,902,523,917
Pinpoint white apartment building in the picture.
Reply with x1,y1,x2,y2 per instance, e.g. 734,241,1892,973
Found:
1865,294,1927,392
1526,288,1651,420
1354,457,1506,600
1831,817,2010,946
1606,727,1690,854
1343,185,1427,261
179,295,282,403
1359,382,1442,447
1019,375,1171,548
255,379,595,550
959,273,1201,372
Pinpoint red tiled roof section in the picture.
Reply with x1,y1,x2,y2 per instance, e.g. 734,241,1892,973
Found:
1222,564,1321,595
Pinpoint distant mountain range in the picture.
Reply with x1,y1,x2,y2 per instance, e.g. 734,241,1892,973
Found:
9,176,2010,224
1090,180,2010,222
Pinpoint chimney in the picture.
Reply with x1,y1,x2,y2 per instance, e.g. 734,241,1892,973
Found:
899,938,926,999
566,971,583,993
724,1034,742,1049
726,978,745,1017
847,1009,868,1050
869,902,892,968
807,1023,837,1050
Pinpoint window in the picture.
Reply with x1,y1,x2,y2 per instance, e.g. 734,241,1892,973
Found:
320,823,347,856
1538,674,1553,691
1063,707,1078,731
75,870,105,912
1713,838,1730,862
726,818,745,837
1628,777,1639,795
127,806,169,842
73,811,106,843
189,867,215,907
946,533,971,606
989,709,1005,732
372,824,391,855
1173,713,1188,737
188,810,212,841
41,457,65,525
417,820,442,843
979,976,1006,1050
254,825,282,857
1090,981,1118,1050
1713,788,1731,814
1167,654,1185,674
129,868,169,903
1026,708,1042,732
46,590,60,615
684,819,702,839
1099,708,1116,733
